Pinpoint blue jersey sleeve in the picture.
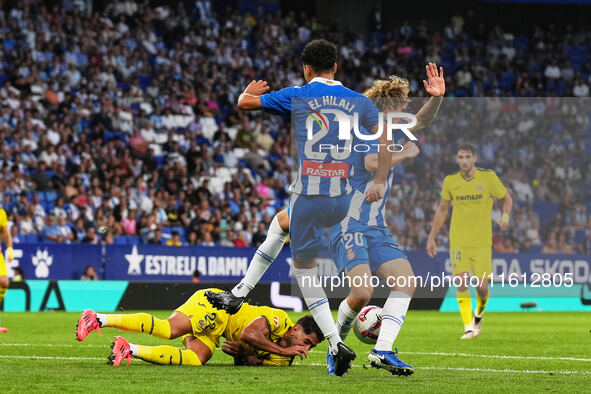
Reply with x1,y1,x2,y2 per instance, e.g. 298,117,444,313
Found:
260,86,300,117
360,98,380,131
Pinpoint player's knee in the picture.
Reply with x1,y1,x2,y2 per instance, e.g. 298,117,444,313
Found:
348,287,373,310
0,276,8,288
477,281,489,295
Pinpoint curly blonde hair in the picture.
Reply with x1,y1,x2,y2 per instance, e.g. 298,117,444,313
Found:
363,75,410,111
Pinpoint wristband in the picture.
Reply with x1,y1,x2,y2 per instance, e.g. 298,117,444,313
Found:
500,213,510,225
6,246,13,260
241,92,260,98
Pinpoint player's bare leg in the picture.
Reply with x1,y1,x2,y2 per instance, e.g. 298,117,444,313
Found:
77,309,192,341
455,272,475,339
0,276,8,333
206,209,289,312
473,278,490,337
367,258,415,376
294,256,355,376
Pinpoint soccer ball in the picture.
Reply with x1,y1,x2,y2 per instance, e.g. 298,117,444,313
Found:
353,305,382,344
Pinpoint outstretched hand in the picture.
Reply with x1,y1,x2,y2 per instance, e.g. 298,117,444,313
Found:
423,63,445,97
244,80,270,96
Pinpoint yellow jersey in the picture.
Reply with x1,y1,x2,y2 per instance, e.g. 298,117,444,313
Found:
225,303,294,366
0,208,6,229
177,289,296,366
0,208,6,251
441,168,507,248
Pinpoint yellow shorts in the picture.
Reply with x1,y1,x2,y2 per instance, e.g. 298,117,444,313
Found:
175,289,229,354
0,253,6,277
450,246,492,279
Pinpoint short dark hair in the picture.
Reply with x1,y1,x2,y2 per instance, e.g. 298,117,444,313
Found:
456,142,476,154
301,39,337,74
295,314,325,342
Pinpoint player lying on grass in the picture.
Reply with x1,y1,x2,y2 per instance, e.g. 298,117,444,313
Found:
208,64,445,375
75,288,323,367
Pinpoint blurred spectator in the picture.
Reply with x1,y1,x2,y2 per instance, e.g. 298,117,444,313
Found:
13,267,25,282
42,216,61,243
192,269,201,284
80,265,99,281
81,227,99,244
166,231,183,246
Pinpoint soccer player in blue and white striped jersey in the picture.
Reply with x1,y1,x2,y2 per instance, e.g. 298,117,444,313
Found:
208,39,392,377
328,64,445,375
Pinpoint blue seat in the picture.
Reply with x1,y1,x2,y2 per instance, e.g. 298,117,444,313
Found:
44,191,58,203
23,234,39,243
114,235,129,245
127,236,140,245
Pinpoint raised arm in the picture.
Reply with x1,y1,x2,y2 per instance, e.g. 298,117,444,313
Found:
237,80,270,111
412,63,445,132
427,199,451,258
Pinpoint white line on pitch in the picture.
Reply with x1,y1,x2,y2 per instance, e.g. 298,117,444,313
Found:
309,350,591,362
1,355,589,375
303,363,591,375
0,343,105,348
5,344,591,364
418,366,591,375
0,355,103,361
401,351,591,362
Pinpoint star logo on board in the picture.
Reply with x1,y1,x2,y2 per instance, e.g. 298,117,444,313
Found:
125,245,144,275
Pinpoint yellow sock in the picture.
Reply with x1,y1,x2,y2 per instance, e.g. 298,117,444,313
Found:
476,292,489,316
456,289,473,329
104,313,171,339
135,345,201,366
0,286,6,304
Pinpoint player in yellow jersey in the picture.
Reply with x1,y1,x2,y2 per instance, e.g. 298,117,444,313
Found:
75,288,323,366
427,142,512,339
0,208,14,333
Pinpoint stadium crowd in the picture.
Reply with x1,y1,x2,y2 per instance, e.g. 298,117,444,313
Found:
0,0,590,254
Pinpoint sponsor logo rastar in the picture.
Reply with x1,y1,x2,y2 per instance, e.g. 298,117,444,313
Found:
306,108,418,142
302,160,350,177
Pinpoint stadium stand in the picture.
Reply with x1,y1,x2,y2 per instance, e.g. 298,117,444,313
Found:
0,0,589,255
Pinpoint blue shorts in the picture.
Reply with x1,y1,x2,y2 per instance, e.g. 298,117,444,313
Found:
288,193,352,262
328,217,408,274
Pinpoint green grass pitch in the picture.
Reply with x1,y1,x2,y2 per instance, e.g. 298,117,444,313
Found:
0,310,589,392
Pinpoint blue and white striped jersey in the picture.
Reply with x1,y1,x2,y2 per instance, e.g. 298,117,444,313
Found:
260,77,379,197
344,130,406,227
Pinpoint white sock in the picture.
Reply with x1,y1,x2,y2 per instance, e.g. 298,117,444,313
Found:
293,266,341,354
129,343,139,356
374,291,411,351
336,298,359,341
96,313,108,327
232,215,288,298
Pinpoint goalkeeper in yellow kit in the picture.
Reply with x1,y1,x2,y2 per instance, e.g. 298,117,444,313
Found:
426,142,512,339
0,208,14,333
76,289,323,366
